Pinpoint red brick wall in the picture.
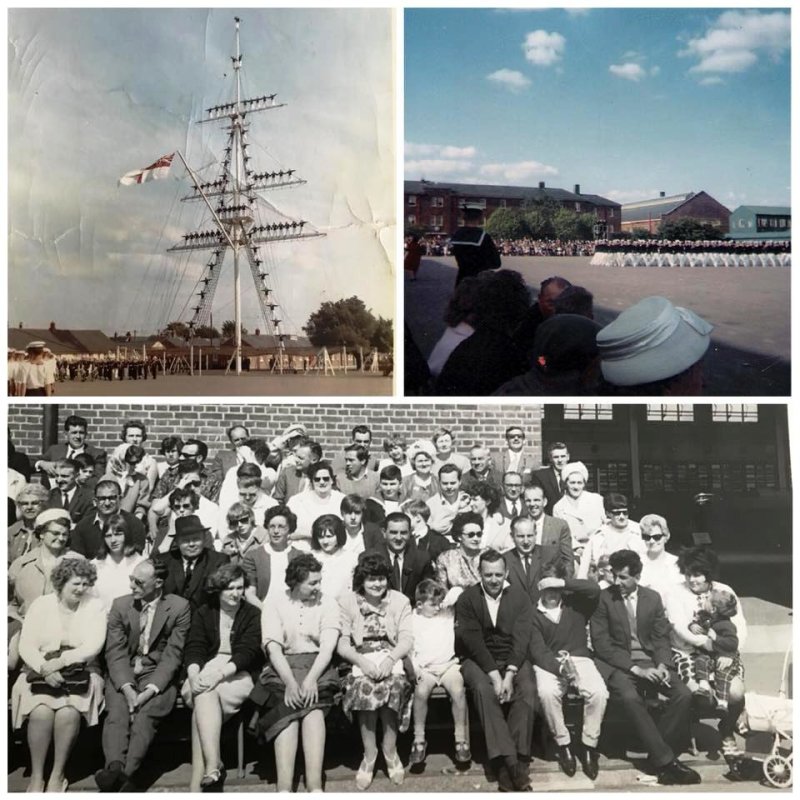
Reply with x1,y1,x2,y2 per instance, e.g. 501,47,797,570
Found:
9,403,544,464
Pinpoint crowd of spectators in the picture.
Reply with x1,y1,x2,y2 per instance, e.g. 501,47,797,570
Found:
8,415,755,790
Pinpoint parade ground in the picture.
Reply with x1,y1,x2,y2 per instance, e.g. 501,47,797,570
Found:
405,256,791,396
48,371,393,397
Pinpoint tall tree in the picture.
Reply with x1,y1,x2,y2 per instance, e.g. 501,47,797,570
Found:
485,207,528,240
165,321,190,339
222,320,249,338
304,296,393,359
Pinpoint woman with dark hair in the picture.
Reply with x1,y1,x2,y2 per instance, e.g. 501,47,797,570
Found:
252,553,340,792
90,513,145,610
665,546,748,765
182,562,261,791
337,553,413,789
310,514,358,599
468,483,513,552
11,557,106,791
287,462,345,549
434,512,484,603
242,505,302,610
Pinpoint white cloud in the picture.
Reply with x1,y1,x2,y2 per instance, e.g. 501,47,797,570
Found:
699,76,724,86
479,160,559,183
680,10,789,75
565,8,590,17
609,62,646,82
404,159,473,177
522,30,565,67
405,142,476,159
486,68,531,92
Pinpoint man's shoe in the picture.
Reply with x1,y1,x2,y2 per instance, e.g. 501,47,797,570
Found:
409,741,427,766
557,745,577,777
454,741,472,764
511,760,532,791
657,759,702,785
95,762,125,792
580,746,600,781
496,762,515,792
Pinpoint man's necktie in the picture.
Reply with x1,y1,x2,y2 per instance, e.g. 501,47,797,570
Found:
138,604,150,655
524,555,531,582
66,448,75,460
625,595,637,631
183,561,195,594
63,492,70,510
392,554,402,589
513,501,520,517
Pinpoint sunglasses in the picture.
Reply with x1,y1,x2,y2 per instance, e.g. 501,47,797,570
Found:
610,509,629,516
461,531,483,538
507,434,524,440
313,476,332,483
233,516,251,525
641,533,665,542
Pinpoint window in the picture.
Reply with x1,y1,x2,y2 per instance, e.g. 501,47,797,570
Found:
500,199,507,208
407,214,416,225
431,196,444,208
407,196,417,207
712,404,758,423
563,404,613,421
646,405,694,422
430,215,444,228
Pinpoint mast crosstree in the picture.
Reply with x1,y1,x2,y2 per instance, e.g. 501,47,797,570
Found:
168,16,324,374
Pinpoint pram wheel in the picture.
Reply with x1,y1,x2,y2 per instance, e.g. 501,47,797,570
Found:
763,754,792,788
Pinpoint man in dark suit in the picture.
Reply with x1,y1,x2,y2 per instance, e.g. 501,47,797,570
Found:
531,441,570,511
96,559,191,791
153,515,229,609
70,479,147,557
455,549,536,792
35,414,107,481
522,484,573,577
493,428,536,484
460,444,502,496
45,459,94,526
496,471,525,523
505,516,546,604
366,512,434,603
590,550,700,785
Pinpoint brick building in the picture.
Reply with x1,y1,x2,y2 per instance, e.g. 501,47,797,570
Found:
620,191,731,235
404,180,621,236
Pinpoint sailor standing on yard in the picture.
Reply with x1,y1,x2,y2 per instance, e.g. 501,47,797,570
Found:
449,205,501,286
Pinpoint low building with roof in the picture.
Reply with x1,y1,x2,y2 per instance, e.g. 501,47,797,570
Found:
727,205,791,241
620,191,731,235
8,324,118,356
404,179,621,236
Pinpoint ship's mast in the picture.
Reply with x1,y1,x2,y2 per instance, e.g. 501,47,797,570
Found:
167,15,325,377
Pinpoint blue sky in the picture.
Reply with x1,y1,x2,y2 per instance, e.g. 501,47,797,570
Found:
405,8,790,208
9,9,394,334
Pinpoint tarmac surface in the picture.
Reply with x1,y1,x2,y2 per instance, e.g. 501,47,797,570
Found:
46,371,394,397
9,597,791,793
405,255,791,396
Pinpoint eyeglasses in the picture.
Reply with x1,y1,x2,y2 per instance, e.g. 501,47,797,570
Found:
232,516,251,525
313,476,332,483
507,434,524,440
609,509,629,516
461,531,482,538
641,533,665,542
96,495,119,503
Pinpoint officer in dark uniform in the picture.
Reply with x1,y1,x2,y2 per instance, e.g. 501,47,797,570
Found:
449,204,501,285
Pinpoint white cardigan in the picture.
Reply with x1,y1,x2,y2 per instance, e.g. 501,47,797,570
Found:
19,593,108,674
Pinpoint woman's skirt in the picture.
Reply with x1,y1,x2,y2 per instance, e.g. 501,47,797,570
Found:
11,670,104,728
180,653,254,717
341,652,413,732
249,652,339,742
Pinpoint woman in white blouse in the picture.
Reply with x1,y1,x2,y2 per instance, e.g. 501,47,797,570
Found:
90,513,145,610
637,514,683,600
252,553,340,792
310,514,358,599
11,557,107,792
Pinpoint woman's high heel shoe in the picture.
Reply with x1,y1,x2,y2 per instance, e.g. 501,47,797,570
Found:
355,754,377,791
384,751,405,785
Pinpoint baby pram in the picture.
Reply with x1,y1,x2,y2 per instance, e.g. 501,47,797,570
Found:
743,644,793,788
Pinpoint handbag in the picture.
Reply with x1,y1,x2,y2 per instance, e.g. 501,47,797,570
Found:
27,650,91,695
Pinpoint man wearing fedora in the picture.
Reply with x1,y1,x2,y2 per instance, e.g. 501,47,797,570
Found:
153,515,229,610
596,296,712,395
97,559,191,791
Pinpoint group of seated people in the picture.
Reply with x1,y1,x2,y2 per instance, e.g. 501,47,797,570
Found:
410,270,714,398
8,417,749,791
